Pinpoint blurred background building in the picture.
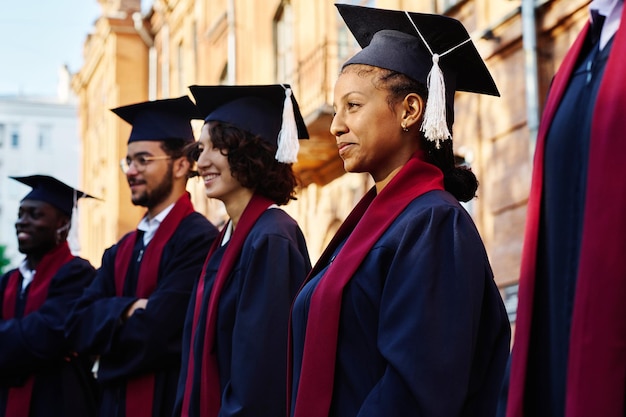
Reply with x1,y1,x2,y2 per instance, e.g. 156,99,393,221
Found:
0,66,90,267
69,0,592,326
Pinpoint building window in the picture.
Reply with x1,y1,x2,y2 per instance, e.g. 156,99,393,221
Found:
502,283,519,323
177,41,185,94
438,0,464,13
38,125,52,150
219,64,228,85
337,25,357,64
455,150,475,215
192,20,198,79
9,125,19,149
274,1,294,84
336,0,375,65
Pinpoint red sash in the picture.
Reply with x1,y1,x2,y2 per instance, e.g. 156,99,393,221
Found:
2,241,74,417
508,6,626,417
113,193,194,417
180,194,273,417
289,152,444,417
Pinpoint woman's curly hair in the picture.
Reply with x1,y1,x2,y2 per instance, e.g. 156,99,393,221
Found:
189,122,298,205
342,64,478,202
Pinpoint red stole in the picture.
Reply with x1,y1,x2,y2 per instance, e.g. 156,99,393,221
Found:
508,7,626,417
113,193,194,417
2,241,74,417
180,194,273,417
289,152,444,417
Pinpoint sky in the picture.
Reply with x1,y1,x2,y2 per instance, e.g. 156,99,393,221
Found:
0,1,104,97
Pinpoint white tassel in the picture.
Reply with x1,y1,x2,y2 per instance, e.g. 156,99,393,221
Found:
69,190,80,253
275,87,300,163
420,53,451,149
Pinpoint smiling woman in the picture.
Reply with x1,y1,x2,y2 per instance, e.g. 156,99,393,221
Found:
288,5,510,417
173,84,312,417
332,65,424,186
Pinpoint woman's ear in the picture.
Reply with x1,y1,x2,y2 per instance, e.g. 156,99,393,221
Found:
401,93,424,130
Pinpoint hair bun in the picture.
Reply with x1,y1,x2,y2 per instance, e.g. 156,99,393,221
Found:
444,167,478,202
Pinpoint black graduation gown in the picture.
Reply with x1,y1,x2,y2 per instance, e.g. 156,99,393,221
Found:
524,36,614,417
0,257,98,417
174,208,311,417
65,212,217,417
291,190,510,417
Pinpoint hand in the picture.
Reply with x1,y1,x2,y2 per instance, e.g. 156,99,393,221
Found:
124,298,149,319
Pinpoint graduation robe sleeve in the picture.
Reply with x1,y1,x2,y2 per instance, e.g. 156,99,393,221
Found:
0,259,96,383
217,212,310,417
66,214,216,382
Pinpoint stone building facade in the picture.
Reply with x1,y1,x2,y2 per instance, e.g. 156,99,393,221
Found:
72,0,591,320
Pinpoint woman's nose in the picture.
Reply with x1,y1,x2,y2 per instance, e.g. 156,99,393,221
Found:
330,113,346,137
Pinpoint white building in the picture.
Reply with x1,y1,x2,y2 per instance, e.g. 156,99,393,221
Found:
0,72,87,268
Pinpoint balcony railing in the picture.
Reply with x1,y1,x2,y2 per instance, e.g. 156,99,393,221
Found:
292,40,336,121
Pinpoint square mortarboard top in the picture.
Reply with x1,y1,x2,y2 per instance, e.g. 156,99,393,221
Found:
336,3,500,145
188,84,309,163
10,175,98,217
111,96,200,144
335,3,499,96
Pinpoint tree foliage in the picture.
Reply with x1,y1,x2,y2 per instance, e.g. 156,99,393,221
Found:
0,245,11,275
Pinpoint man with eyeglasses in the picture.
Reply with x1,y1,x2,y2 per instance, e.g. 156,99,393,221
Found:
66,96,218,417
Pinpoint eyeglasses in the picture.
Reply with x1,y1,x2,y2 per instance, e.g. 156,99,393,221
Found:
120,154,171,173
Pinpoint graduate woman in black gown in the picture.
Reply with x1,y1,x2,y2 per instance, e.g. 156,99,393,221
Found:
289,5,510,417
174,84,311,417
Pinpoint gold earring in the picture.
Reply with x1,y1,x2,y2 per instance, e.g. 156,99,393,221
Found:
401,123,409,132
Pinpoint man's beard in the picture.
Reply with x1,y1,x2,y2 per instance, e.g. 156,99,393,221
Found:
132,164,174,209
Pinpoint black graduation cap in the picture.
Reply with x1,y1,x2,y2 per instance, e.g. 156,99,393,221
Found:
111,96,199,144
336,3,499,146
188,84,309,163
10,175,97,217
